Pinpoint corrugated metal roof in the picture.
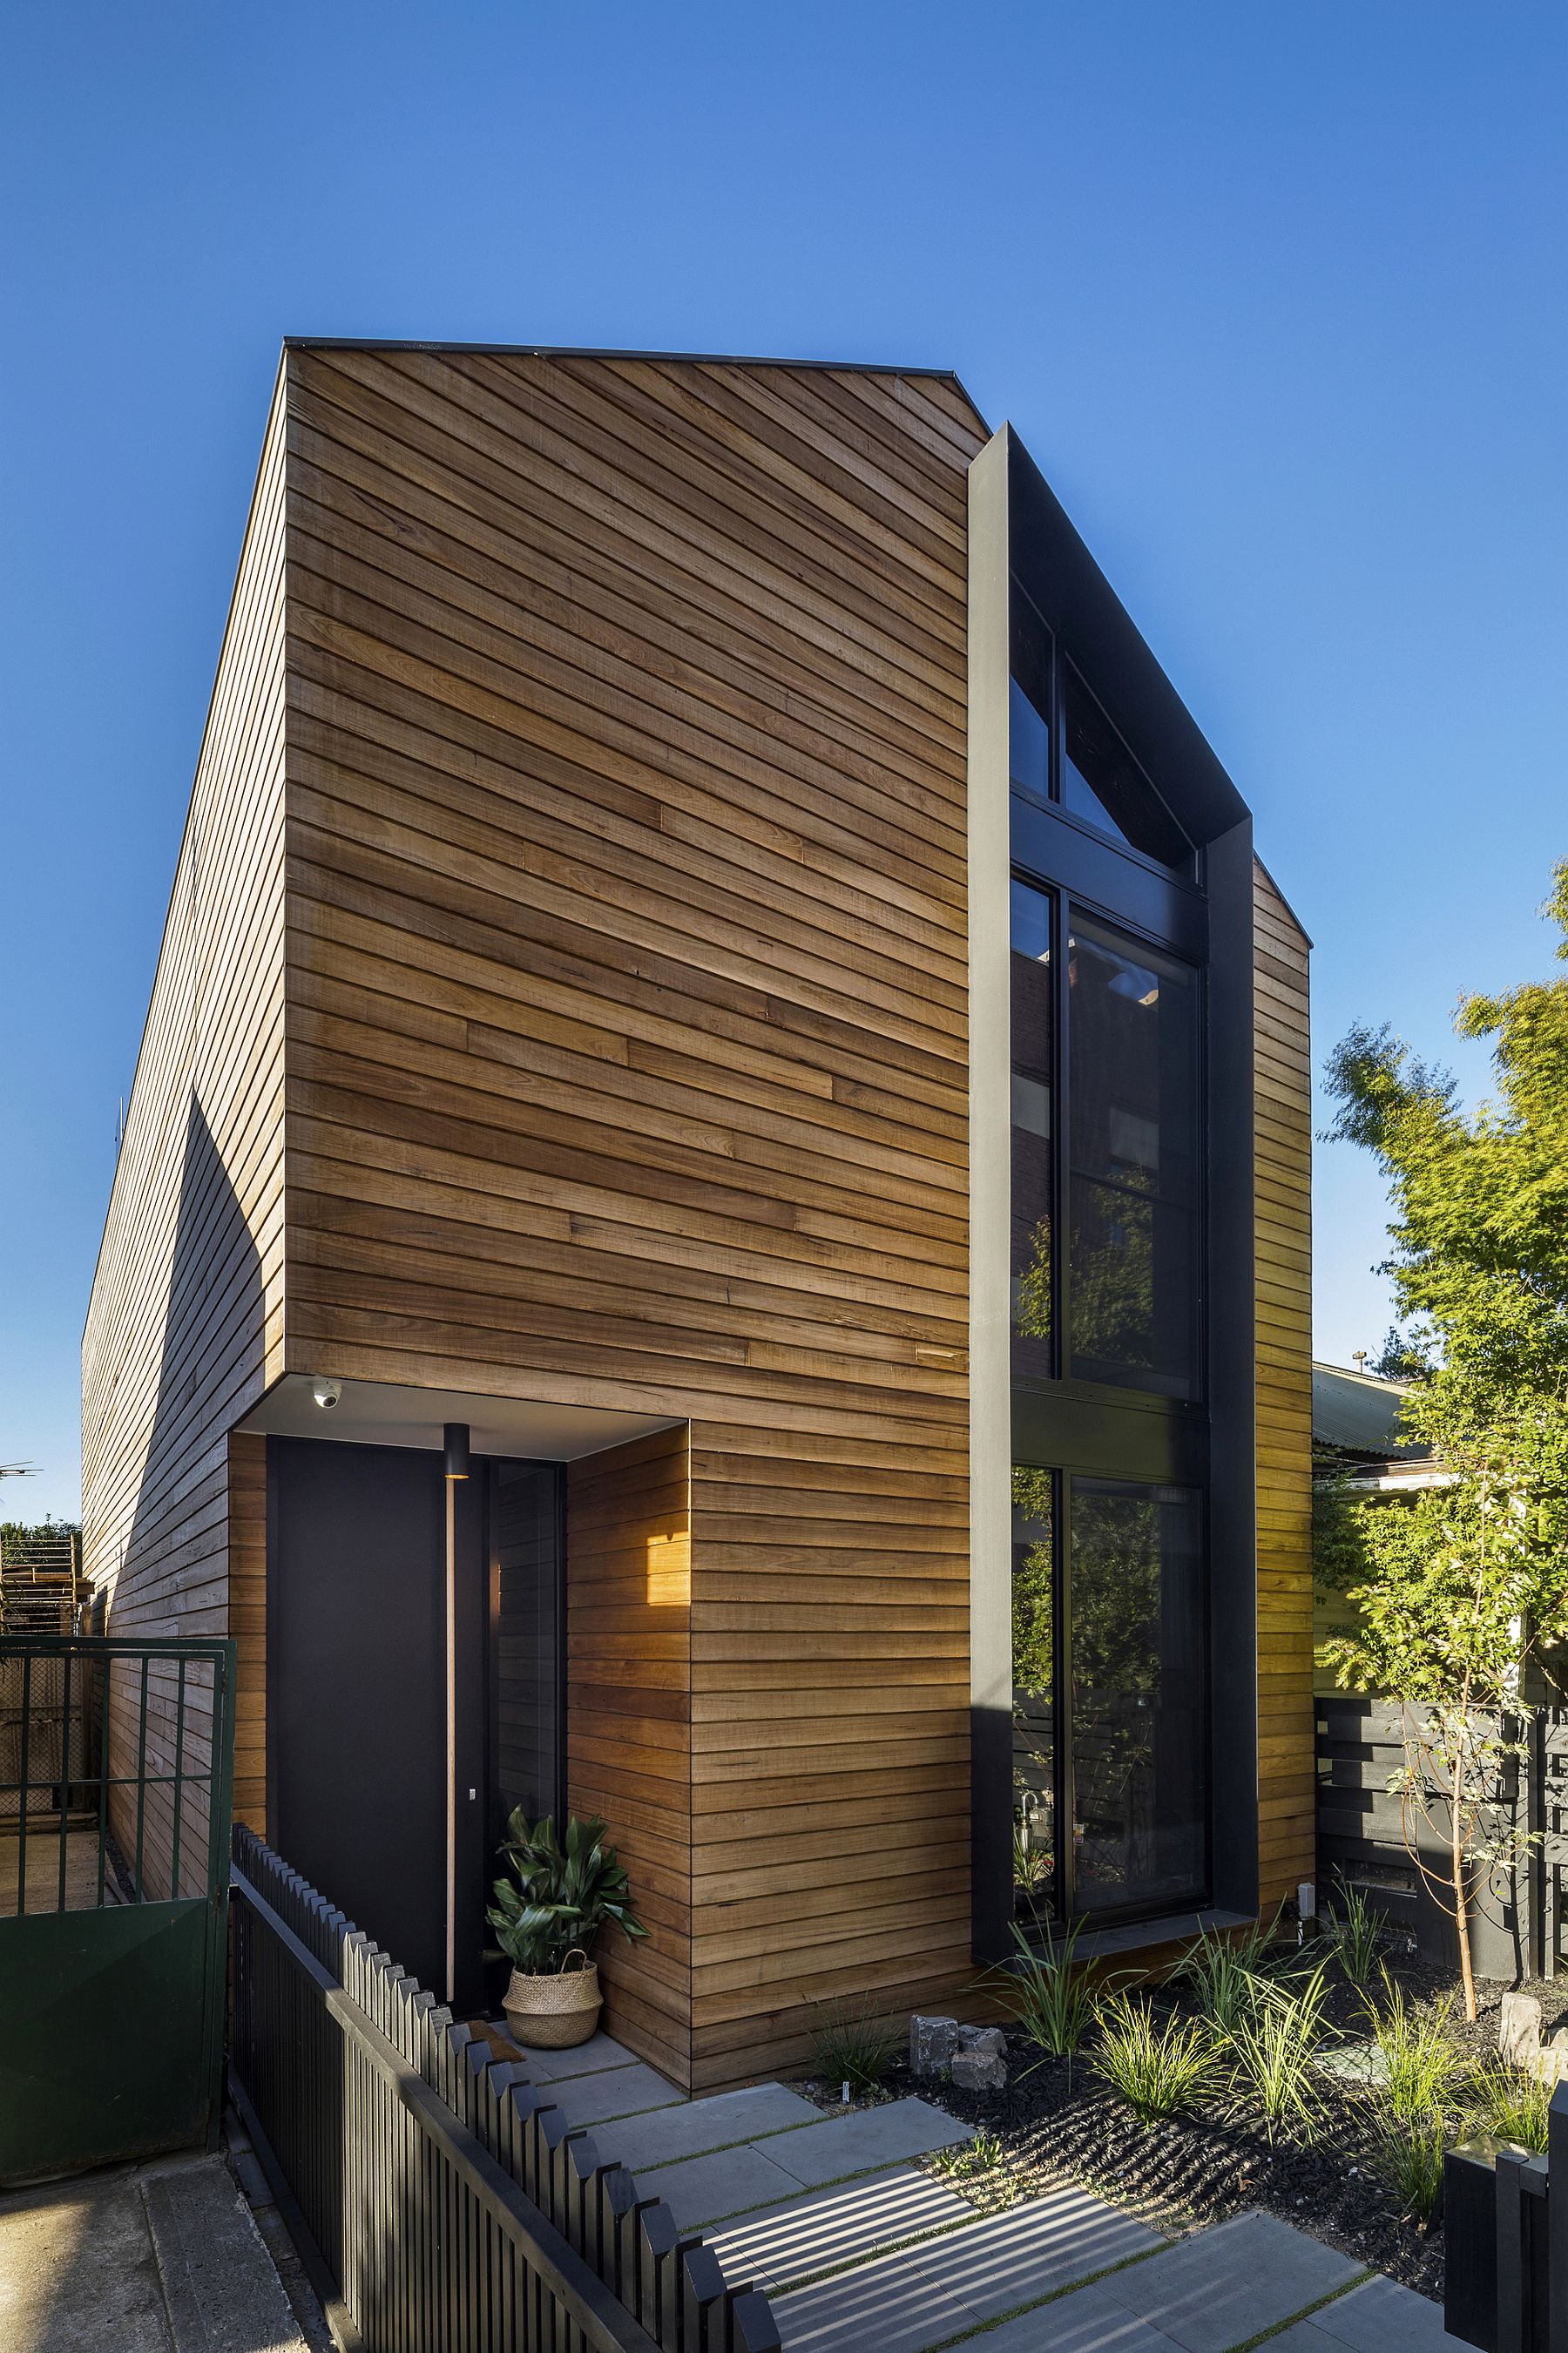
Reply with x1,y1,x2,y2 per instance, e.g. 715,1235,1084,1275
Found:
1312,1362,1428,1459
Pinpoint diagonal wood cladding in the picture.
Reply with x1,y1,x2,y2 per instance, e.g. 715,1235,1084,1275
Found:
281,348,985,2085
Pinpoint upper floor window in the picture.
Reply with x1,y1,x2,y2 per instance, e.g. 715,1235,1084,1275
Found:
1062,666,1193,875
1007,578,1194,880
1010,880,1054,1379
1069,916,1199,1398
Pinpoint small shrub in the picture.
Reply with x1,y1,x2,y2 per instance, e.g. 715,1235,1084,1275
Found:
1466,2059,1551,2154
1371,1971,1461,2122
1173,1919,1281,2039
932,2126,1007,2180
1323,1883,1383,1992
1374,2110,1448,2224
929,2128,1017,2208
1227,1964,1329,2142
1000,1917,1100,2066
1095,1992,1217,2124
808,1996,901,2096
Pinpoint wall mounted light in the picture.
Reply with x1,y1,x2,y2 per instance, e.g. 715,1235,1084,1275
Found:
443,1421,470,1480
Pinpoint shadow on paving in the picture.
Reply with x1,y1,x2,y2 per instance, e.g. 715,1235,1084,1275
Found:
0,2151,309,2353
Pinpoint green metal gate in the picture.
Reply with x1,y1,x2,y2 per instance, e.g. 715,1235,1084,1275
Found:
0,1637,235,2183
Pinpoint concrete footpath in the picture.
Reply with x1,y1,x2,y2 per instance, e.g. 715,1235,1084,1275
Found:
0,2147,325,2353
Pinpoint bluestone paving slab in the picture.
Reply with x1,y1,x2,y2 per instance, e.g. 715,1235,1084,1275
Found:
975,2279,1188,2353
751,2095,970,2187
632,2142,810,2234
613,2082,821,2171
1279,2275,1447,2353
706,2165,977,2288
774,2184,1159,2353
1099,2212,1359,2353
919,2186,1162,2322
517,2031,639,2085
535,2058,684,2128
774,2248,977,2353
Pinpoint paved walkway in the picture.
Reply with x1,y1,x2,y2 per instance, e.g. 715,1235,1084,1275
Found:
0,2148,313,2353
521,2032,1453,2353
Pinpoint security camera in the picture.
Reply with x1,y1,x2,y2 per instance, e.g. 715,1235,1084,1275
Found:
311,1376,342,1410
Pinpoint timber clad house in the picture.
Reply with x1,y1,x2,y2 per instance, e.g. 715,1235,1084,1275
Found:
82,345,1313,2094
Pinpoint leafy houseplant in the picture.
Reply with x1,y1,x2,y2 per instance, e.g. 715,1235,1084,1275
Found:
487,1810,646,2049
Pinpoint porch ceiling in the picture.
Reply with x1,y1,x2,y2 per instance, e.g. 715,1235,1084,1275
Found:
236,1373,681,1464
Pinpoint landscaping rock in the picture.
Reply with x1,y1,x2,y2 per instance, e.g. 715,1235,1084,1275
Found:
950,2045,1007,2093
955,2025,1007,2062
909,2015,958,2078
1498,1990,1543,2070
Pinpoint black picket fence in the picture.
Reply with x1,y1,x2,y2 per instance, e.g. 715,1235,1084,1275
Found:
1445,2079,1568,2353
230,1828,781,2353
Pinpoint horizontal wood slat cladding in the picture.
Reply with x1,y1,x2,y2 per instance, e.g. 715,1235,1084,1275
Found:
1253,861,1314,1910
567,1424,692,2087
80,378,288,1900
283,348,985,2086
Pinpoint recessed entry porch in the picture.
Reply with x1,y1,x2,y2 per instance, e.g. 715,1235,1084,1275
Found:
234,1376,686,2036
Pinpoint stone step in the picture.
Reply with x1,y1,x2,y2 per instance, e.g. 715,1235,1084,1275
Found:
629,2093,972,2227
770,2183,1161,2353
608,2081,825,2173
705,2163,977,2281
1068,2210,1357,2353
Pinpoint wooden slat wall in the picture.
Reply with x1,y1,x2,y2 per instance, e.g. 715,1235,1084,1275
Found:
80,383,288,1897
1253,858,1315,1910
567,1424,692,2086
280,346,984,2086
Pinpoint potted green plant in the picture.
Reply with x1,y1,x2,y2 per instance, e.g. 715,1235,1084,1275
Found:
486,1809,647,2048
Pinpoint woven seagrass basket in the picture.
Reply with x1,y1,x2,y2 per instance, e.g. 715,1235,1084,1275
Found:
502,1951,602,2050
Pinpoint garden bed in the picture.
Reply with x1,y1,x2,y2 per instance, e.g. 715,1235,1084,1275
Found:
796,1930,1565,2302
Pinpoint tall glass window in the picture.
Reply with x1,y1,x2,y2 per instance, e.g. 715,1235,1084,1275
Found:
1069,915,1199,1398
1010,880,1054,1379
1062,665,1193,873
1069,1478,1208,1917
1010,1467,1056,1917
1010,586,1052,809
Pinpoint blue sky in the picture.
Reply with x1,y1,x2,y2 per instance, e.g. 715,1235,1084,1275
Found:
3,3,1565,1523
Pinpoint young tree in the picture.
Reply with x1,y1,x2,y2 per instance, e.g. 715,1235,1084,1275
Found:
1325,862,1568,2018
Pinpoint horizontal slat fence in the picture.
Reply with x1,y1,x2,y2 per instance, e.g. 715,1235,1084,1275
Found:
1316,1695,1531,1978
230,1828,780,2353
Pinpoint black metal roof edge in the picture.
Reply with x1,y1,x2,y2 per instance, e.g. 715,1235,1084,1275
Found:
1004,423,1250,849
279,336,990,423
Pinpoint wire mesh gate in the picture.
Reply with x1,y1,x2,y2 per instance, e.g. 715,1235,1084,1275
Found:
0,1636,235,2181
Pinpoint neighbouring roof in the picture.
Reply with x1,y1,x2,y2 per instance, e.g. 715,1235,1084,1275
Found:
1312,1361,1429,1462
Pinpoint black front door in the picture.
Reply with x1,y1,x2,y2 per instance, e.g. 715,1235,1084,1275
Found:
268,1437,487,2006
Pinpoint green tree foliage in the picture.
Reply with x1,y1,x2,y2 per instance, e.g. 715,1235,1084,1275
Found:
1323,862,1568,2018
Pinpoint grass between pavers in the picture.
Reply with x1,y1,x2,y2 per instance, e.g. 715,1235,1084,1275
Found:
1223,2268,1375,2353
707,2184,1057,2292
624,2100,970,2171
913,2255,1375,2353
909,2234,1176,2350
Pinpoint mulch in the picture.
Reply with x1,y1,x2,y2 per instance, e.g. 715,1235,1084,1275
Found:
798,1940,1565,2302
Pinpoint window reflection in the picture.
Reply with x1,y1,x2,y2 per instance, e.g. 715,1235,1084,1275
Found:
1069,916,1198,1398
1010,881,1053,1379
1010,1467,1056,1917
1010,586,1052,810
1069,1478,1207,1917
1063,666,1192,873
